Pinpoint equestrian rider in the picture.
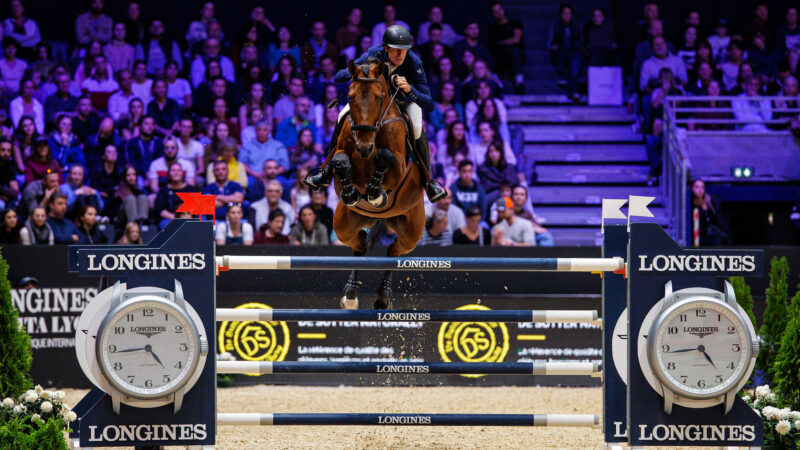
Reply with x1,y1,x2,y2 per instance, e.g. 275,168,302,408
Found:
305,25,447,203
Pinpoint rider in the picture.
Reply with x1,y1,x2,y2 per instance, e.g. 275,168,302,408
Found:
305,25,447,203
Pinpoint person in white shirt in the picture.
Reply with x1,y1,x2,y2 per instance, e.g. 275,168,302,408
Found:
416,5,460,46
147,136,196,195
250,179,295,234
103,22,135,74
468,122,516,167
3,0,40,55
10,77,44,133
81,54,119,111
732,75,772,132
176,117,204,178
130,60,153,105
165,60,192,110
215,203,254,246
371,3,410,51
189,37,235,88
0,37,28,95
106,69,138,121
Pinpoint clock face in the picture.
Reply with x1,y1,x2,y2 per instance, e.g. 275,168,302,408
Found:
98,298,199,398
651,299,750,399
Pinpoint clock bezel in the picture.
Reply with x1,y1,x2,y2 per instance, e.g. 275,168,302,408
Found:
96,294,202,400
647,296,753,400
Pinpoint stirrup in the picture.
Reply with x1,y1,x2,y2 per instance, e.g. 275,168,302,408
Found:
425,180,447,203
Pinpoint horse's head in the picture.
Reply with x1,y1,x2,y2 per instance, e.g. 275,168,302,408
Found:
347,59,388,159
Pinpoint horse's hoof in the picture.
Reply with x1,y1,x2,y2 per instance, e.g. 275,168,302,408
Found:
373,298,392,309
341,187,361,207
341,296,358,309
367,191,388,208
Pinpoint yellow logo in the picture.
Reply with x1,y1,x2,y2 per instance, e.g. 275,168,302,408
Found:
437,304,509,378
218,303,290,375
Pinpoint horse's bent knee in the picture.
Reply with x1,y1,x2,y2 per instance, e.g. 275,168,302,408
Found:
375,147,394,170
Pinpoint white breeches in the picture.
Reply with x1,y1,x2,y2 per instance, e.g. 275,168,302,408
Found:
338,102,423,139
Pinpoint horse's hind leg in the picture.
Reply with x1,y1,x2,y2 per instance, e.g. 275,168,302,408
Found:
334,205,375,309
331,153,361,207
376,205,426,309
374,270,393,309
365,147,394,208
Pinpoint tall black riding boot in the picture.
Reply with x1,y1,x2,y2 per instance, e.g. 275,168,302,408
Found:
415,129,446,203
304,118,345,190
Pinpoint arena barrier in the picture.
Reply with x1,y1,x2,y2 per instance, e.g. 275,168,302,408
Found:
67,217,767,448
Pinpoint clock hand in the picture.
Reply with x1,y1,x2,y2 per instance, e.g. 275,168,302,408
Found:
144,345,165,368
665,347,699,353
701,350,717,369
116,347,146,353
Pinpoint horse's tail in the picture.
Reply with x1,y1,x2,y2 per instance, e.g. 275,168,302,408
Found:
365,220,386,253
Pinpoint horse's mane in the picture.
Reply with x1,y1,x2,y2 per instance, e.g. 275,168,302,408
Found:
358,57,382,77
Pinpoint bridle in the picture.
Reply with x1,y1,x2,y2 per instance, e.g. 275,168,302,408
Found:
347,72,404,151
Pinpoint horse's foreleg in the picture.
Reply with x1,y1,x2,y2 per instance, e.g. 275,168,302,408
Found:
365,147,395,208
341,229,368,309
331,152,360,207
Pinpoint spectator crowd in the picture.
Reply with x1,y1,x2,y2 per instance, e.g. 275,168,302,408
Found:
0,0,551,248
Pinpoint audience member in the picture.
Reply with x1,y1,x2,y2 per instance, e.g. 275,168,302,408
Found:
732,76,772,131
154,161,199,229
690,178,729,245
75,204,107,244
453,205,490,245
639,36,687,93
124,115,163,177
104,22,135,73
547,4,581,99
489,1,525,92
135,17,182,76
275,96,316,148
115,164,149,224
255,209,289,244
0,139,19,209
19,206,52,245
203,159,244,219
89,144,123,218
10,77,44,133
60,164,102,217
583,8,617,67
117,221,143,244
491,196,534,246
417,5,459,46
425,187,465,233
216,203,253,245
251,179,293,233
300,20,338,75
708,19,730,64
46,192,79,244
147,78,180,136
336,7,368,62
289,204,328,245
0,208,21,244
72,95,102,143
450,160,487,217
477,139,516,202
419,208,452,246
0,37,28,96
510,185,553,246
148,136,195,195
44,72,78,125
25,138,61,184
308,189,333,233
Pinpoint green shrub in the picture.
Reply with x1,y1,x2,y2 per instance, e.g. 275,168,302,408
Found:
729,276,756,327
773,286,800,408
0,249,32,398
757,257,791,380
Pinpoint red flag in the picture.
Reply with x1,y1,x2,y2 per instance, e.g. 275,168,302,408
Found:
176,193,216,216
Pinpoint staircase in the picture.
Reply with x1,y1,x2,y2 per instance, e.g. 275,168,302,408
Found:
508,97,664,246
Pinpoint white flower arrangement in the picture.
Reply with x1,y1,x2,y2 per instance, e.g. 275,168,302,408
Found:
790,410,800,420
39,390,52,399
66,411,77,422
31,413,41,423
741,395,751,403
763,406,780,420
40,401,53,413
775,419,791,435
12,405,24,414
1,398,13,409
778,407,792,419
755,384,772,399
34,385,43,394
22,390,37,403
55,391,66,401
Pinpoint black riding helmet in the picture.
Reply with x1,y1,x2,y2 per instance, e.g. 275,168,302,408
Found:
382,25,412,50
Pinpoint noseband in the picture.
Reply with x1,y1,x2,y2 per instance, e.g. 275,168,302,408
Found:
348,75,403,150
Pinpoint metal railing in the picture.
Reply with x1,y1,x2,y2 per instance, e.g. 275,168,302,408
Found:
662,95,800,245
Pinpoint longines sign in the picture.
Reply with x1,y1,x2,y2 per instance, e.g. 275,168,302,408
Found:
85,253,207,272
637,254,757,273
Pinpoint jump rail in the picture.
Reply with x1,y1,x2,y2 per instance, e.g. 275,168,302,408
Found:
217,413,601,427
215,308,601,325
217,361,602,377
216,255,625,273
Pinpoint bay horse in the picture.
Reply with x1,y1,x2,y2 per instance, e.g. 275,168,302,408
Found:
328,59,426,309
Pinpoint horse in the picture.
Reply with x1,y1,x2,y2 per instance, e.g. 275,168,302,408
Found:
328,59,426,310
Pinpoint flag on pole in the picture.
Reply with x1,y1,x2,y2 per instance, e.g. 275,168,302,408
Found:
177,193,216,220
627,195,655,230
601,198,627,234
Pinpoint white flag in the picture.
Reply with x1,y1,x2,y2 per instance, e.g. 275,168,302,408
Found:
628,195,655,218
601,198,627,220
